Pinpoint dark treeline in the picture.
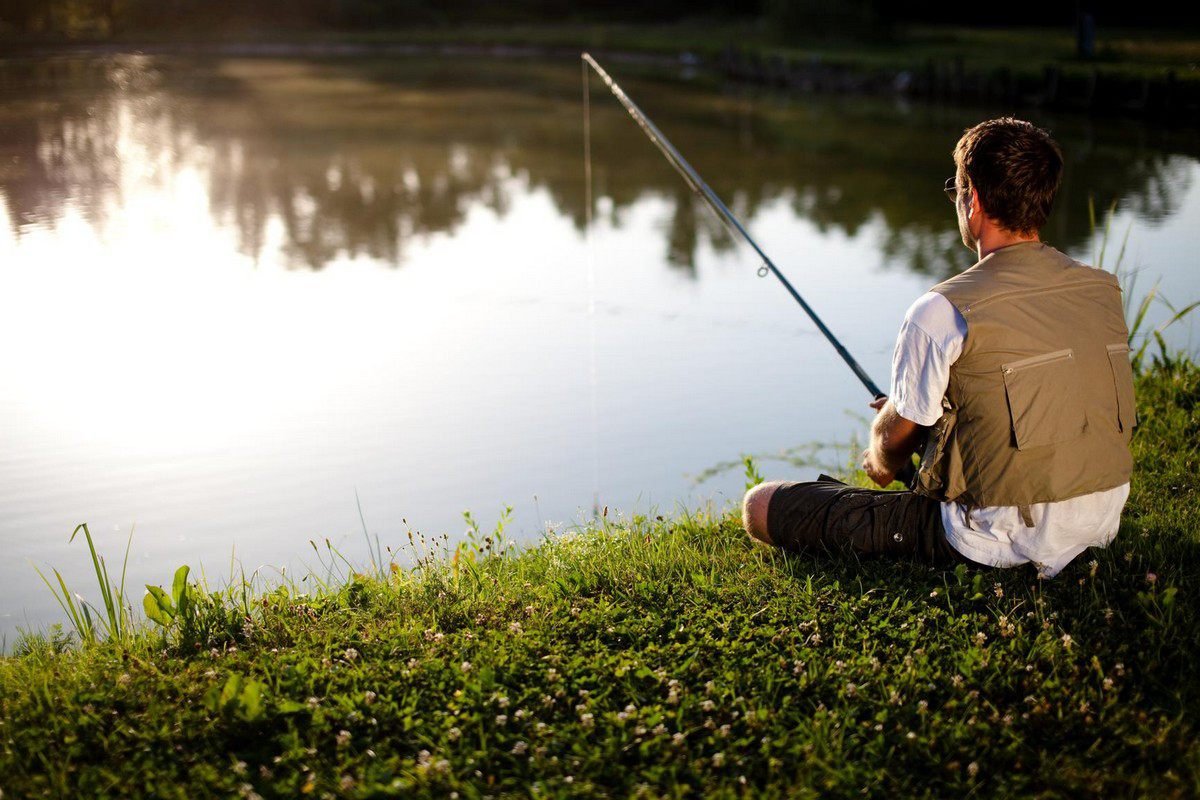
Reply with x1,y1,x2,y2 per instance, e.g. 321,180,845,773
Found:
1,0,1197,39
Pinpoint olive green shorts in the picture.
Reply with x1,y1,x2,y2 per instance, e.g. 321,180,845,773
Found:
765,475,979,567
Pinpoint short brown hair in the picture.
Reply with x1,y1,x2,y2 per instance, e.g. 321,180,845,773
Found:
953,118,1064,235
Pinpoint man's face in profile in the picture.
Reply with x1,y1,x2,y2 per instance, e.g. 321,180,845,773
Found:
955,179,978,252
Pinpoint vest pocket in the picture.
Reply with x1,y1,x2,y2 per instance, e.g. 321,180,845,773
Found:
1106,342,1138,432
1001,348,1088,451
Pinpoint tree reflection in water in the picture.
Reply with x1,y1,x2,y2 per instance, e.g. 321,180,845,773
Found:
0,54,1195,278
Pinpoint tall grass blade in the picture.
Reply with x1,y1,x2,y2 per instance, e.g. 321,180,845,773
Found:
355,489,384,577
117,524,135,636
32,564,94,644
70,524,123,641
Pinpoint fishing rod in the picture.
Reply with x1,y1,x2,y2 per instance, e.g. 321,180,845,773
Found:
581,52,887,401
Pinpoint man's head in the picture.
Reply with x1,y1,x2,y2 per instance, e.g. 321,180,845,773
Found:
952,117,1064,251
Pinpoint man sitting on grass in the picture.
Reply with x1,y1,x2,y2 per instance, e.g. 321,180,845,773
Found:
743,117,1138,578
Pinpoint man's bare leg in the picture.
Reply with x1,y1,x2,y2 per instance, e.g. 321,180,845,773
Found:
742,481,785,548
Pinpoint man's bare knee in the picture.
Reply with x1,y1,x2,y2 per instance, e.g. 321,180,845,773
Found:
742,481,785,545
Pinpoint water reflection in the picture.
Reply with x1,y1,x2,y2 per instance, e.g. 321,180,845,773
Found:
2,54,1195,276
1,54,1197,642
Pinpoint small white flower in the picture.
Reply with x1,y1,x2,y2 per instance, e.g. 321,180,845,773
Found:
461,661,472,673
495,714,507,726
336,730,351,748
448,727,461,741
711,752,725,767
512,741,528,755
344,647,360,661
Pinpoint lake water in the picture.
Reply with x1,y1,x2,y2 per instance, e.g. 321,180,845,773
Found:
1,53,1197,642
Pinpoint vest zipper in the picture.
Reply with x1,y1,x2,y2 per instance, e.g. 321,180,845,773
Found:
1001,348,1073,374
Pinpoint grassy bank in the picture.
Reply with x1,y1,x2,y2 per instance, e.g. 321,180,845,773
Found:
1,355,1197,797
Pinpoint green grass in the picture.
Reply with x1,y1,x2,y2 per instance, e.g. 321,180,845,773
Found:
0,355,1198,797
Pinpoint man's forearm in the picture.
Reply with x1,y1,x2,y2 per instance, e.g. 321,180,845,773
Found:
869,402,924,473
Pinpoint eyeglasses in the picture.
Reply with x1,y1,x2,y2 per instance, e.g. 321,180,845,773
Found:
944,177,958,204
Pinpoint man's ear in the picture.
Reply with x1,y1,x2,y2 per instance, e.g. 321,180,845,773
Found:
967,187,979,218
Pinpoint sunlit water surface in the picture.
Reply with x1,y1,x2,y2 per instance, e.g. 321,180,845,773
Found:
1,55,1197,641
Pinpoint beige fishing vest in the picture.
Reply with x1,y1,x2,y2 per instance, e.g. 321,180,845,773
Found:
912,241,1136,516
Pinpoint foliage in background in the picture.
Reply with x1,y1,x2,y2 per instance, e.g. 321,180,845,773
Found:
1,0,1197,39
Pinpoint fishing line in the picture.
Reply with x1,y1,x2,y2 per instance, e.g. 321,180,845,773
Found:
580,52,887,400
582,57,601,518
